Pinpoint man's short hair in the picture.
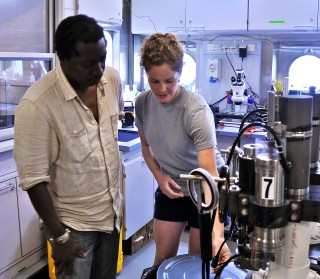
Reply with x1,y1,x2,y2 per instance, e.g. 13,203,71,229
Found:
55,14,105,60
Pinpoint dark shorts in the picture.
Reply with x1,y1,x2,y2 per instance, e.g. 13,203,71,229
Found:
153,187,199,229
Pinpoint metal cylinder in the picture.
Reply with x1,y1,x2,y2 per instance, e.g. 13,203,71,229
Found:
302,92,320,167
250,227,285,270
255,152,284,206
280,95,313,195
251,151,285,269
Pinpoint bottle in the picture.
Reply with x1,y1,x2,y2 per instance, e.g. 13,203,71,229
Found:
123,84,131,102
132,84,140,100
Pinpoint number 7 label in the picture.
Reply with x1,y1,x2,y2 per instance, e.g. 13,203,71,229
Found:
261,177,275,200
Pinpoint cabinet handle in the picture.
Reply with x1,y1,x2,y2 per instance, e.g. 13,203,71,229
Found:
166,26,184,32
106,18,123,25
134,236,144,243
293,25,315,32
186,26,205,32
0,184,15,192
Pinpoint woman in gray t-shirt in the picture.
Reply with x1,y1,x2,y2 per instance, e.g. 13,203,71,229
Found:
135,33,231,271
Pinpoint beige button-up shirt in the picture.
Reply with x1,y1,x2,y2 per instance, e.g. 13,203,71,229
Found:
14,64,123,232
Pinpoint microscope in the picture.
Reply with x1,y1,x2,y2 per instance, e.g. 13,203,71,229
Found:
228,69,254,114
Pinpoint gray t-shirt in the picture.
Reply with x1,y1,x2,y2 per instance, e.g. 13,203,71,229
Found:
135,86,224,195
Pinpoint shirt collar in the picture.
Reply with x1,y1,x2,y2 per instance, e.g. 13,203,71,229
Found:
56,63,107,100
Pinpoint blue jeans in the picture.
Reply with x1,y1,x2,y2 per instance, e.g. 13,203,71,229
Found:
46,226,120,279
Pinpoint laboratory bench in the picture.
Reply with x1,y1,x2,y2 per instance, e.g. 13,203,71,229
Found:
117,122,268,153
118,128,141,152
216,125,267,150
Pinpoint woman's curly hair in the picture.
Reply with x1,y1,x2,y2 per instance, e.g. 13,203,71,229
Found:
140,33,184,74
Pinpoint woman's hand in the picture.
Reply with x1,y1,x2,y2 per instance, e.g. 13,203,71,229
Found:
157,174,184,199
211,237,232,274
52,237,86,276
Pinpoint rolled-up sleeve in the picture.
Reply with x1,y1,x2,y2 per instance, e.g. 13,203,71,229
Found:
14,99,52,190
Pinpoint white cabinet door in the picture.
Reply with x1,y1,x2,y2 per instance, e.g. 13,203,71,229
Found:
17,179,46,257
132,0,247,34
186,0,248,32
0,178,21,270
249,0,318,32
78,0,122,25
122,154,154,239
131,0,185,34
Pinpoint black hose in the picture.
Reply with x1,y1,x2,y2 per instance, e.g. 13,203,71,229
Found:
226,122,290,173
239,109,268,131
238,109,268,148
213,254,241,279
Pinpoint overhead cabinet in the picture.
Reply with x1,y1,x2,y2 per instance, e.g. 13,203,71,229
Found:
248,0,318,32
131,0,248,34
132,0,320,34
77,0,122,26
185,0,248,33
131,0,185,34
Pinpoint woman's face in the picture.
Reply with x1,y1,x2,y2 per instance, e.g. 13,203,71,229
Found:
147,64,181,104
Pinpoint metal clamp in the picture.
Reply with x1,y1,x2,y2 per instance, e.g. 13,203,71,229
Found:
186,168,219,214
285,130,312,140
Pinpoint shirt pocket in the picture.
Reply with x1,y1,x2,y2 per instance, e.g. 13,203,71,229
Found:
64,127,91,163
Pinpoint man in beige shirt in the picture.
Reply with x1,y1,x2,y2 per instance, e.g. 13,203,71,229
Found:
14,15,123,279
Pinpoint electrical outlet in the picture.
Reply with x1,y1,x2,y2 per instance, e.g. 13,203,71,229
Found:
207,43,221,52
222,46,236,52
221,43,238,52
247,44,255,52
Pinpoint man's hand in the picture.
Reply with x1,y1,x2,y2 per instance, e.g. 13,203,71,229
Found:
52,237,86,276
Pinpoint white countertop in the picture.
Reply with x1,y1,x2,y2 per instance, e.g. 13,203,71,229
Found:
118,122,141,152
0,138,14,153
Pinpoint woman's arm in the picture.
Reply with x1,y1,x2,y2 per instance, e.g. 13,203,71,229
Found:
138,129,184,198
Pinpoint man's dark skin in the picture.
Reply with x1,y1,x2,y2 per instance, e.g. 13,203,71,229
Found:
27,37,107,276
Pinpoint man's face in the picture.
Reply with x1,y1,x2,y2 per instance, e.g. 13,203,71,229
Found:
61,37,106,90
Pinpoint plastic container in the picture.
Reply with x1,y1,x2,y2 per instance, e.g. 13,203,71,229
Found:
47,241,55,279
123,84,134,103
132,84,140,100
117,227,123,273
